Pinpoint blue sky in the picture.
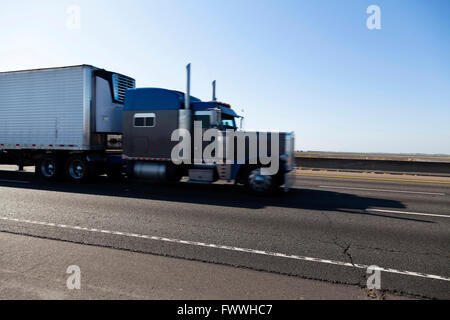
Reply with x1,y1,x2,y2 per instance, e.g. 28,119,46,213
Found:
1,0,449,154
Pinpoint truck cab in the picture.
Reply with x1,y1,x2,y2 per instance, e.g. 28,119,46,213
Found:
122,87,296,194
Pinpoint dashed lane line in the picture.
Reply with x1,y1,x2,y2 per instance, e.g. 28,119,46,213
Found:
366,209,450,219
319,185,445,196
296,173,450,184
0,215,449,282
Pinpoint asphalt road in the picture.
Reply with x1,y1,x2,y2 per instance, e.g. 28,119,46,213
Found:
0,168,449,299
1,232,395,300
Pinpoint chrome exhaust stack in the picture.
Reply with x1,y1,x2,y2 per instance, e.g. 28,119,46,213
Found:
179,63,192,132
212,80,217,102
185,63,191,110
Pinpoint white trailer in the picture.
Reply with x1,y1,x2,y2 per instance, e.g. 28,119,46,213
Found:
0,65,135,150
0,65,135,181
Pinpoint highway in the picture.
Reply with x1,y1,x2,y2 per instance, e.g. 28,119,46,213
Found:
0,167,449,299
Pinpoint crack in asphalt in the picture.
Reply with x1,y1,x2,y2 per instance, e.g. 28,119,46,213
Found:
320,211,355,264
319,211,370,289
343,244,354,266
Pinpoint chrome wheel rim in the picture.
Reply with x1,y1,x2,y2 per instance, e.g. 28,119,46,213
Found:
69,160,85,180
41,160,56,178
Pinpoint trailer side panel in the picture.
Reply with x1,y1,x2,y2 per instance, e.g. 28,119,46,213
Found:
0,66,92,150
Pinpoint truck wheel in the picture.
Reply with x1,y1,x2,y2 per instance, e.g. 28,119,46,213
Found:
245,167,276,194
66,156,92,183
37,155,63,181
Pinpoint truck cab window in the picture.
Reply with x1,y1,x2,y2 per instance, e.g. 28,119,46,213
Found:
221,117,236,130
134,113,155,127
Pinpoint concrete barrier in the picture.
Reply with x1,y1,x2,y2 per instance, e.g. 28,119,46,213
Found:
295,157,450,177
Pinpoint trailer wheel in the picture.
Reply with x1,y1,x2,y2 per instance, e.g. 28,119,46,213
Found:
66,156,92,183
245,167,276,194
37,155,63,181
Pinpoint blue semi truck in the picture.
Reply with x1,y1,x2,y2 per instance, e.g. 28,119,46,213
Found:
0,64,295,194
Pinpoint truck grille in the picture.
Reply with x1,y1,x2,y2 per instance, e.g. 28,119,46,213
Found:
112,74,135,103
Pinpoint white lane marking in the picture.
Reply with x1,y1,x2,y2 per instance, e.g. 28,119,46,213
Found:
366,209,450,219
0,179,30,184
319,185,445,196
0,215,449,282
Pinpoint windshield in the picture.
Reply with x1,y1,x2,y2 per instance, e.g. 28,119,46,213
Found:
221,116,236,130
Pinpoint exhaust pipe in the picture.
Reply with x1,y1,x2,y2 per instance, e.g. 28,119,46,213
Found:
212,80,217,102
185,63,191,110
179,63,193,136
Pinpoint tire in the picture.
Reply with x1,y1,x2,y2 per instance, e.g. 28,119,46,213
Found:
65,155,92,183
36,155,63,182
244,167,277,195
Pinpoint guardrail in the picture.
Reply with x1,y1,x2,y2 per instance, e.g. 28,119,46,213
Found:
295,156,450,177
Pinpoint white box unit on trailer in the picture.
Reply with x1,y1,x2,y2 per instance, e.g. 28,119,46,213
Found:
0,65,135,151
